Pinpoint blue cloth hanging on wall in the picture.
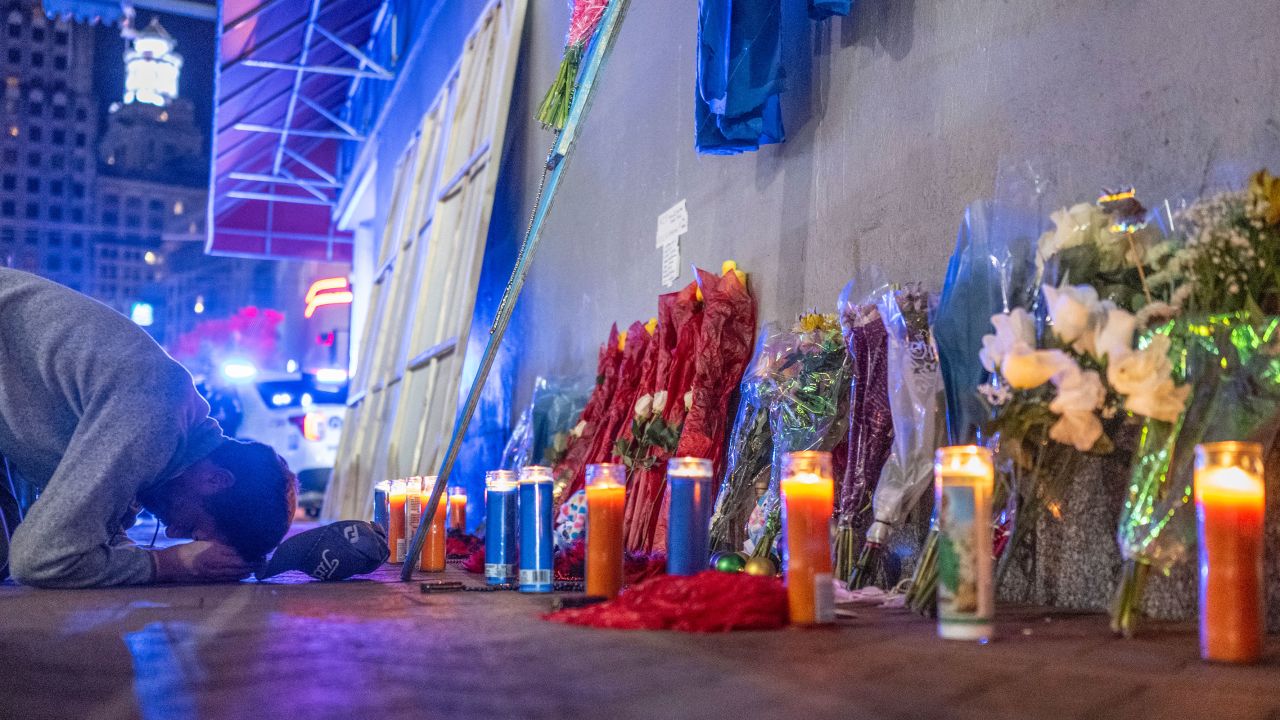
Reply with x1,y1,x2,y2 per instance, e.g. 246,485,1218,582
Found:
695,0,785,155
809,0,852,19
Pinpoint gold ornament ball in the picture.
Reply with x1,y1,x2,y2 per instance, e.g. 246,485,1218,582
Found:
743,556,777,577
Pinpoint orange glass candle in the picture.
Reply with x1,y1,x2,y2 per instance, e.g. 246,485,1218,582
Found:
388,479,408,564
404,476,423,550
448,487,468,531
781,451,835,625
419,476,448,572
1195,441,1266,664
585,463,626,599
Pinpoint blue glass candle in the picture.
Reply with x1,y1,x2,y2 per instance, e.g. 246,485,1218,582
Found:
666,457,715,576
372,480,391,534
518,466,554,593
484,470,518,586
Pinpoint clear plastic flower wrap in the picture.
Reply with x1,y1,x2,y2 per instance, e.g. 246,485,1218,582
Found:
849,284,945,588
501,402,535,472
500,376,591,471
907,163,1047,614
708,328,779,552
831,280,893,581
745,314,851,556
1111,313,1280,636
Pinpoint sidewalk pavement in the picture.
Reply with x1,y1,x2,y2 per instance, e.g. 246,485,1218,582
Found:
1,559,1277,720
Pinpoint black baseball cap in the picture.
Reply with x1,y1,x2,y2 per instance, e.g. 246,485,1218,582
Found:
255,521,389,581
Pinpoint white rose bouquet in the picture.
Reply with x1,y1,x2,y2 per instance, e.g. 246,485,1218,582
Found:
980,282,1189,580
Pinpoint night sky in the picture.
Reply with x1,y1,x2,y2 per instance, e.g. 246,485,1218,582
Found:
91,10,216,151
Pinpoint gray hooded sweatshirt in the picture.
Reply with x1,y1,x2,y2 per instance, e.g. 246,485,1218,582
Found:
0,268,224,587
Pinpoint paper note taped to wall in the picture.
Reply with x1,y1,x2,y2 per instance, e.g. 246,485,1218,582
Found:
656,200,688,247
661,239,680,287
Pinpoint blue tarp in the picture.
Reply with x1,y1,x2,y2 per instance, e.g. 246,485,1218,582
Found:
808,0,852,20
695,0,785,155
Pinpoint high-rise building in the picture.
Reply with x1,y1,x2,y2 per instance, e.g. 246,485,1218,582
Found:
0,3,97,293
88,14,210,336
0,2,279,350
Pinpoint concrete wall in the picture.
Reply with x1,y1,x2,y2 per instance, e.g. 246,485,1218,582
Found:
358,0,1280,454
506,0,1280,402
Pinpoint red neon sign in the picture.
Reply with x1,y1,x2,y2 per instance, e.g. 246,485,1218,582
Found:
304,277,353,319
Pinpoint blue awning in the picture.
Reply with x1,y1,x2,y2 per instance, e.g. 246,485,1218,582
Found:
210,0,390,263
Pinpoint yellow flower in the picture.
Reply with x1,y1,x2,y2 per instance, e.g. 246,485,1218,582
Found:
617,332,626,351
1248,169,1280,226
644,317,657,335
795,311,836,334
721,260,748,289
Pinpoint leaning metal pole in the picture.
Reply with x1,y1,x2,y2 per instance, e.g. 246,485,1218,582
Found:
402,0,631,581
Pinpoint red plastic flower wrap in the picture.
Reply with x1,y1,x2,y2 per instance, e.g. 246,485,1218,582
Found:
623,284,704,551
613,301,667,461
578,321,651,477
651,267,757,551
555,539,587,581
553,324,624,507
462,546,485,574
447,531,482,559
545,571,787,632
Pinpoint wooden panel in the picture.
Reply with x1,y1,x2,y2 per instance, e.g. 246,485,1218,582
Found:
323,0,527,520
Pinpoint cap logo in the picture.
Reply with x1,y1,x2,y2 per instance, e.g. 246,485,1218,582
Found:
312,549,340,579
344,525,359,544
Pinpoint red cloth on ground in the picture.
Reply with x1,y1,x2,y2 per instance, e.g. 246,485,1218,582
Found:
545,571,788,632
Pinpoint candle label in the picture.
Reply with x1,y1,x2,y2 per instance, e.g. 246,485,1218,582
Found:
937,485,992,623
395,538,405,564
485,563,515,579
406,495,423,529
520,569,552,586
813,572,834,623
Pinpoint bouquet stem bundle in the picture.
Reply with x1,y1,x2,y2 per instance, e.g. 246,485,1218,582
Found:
905,528,939,615
536,44,582,131
1109,559,1151,638
536,0,609,130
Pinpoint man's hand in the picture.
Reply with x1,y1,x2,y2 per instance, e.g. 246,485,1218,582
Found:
153,542,253,584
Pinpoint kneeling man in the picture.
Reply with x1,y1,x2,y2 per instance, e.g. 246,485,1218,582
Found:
0,268,296,587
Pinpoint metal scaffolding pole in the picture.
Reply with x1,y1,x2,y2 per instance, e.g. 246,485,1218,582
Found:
401,0,632,582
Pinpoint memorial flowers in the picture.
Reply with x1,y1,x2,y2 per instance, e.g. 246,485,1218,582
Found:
1111,169,1280,637
1036,190,1161,312
983,283,1187,547
741,311,850,557
1145,169,1280,317
907,281,1189,614
536,0,610,130
848,285,945,589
